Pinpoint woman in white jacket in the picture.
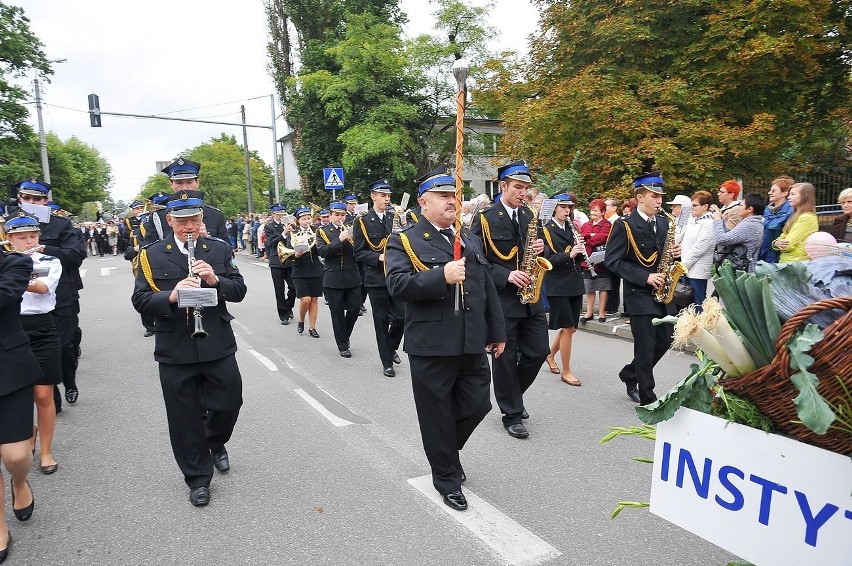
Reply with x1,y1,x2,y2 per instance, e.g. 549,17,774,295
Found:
681,190,716,310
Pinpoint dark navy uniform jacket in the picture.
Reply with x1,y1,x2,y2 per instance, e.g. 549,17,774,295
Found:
471,203,544,318
0,252,42,396
353,208,392,288
38,214,86,308
264,219,294,268
604,211,672,316
286,231,322,279
541,220,585,297
385,218,506,356
315,223,362,289
131,234,247,365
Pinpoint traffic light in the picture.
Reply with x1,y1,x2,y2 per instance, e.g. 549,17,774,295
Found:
88,93,101,127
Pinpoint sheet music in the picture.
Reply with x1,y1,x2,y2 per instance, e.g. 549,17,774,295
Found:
177,288,219,308
400,193,410,210
539,199,558,225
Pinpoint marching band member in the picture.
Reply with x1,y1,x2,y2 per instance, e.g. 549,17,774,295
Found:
385,166,506,511
125,196,160,337
316,202,363,358
541,194,587,386
604,173,681,406
471,161,550,439
131,195,247,506
141,159,228,246
288,207,322,338
344,193,369,316
0,243,43,560
4,214,63,475
15,179,86,411
264,204,296,325
353,179,404,377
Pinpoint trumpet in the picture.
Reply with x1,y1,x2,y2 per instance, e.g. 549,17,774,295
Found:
186,234,208,339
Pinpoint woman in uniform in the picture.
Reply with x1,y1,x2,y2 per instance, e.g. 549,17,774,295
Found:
288,207,322,337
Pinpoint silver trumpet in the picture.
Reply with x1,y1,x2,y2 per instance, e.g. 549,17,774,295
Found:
185,234,208,339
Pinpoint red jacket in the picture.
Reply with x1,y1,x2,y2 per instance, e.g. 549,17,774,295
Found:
580,218,611,273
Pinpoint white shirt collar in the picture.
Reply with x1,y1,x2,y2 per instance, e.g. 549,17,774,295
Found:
500,200,518,217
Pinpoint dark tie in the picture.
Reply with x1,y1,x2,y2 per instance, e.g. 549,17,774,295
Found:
512,210,520,235
439,228,454,242
649,217,657,233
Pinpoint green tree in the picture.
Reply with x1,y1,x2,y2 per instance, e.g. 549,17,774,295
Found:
46,134,112,212
481,0,852,196
140,134,273,218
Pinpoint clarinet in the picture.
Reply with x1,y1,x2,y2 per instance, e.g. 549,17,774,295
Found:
185,234,208,339
568,215,597,279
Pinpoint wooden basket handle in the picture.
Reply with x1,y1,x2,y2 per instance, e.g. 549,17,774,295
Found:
774,296,852,351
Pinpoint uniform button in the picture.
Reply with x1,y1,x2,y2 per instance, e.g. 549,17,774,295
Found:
465,307,471,311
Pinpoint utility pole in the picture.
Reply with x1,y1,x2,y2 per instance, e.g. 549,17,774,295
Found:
241,105,254,213
34,78,51,183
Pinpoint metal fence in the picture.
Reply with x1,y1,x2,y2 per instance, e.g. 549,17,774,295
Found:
742,171,851,214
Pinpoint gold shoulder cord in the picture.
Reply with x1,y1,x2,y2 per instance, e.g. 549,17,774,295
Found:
542,227,556,254
318,227,331,245
399,233,428,273
409,211,418,223
623,220,658,267
139,248,160,292
480,215,518,261
359,216,386,252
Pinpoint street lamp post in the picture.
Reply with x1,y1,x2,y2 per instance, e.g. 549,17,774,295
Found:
34,59,66,184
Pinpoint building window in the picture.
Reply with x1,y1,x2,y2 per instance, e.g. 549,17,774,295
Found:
485,180,499,198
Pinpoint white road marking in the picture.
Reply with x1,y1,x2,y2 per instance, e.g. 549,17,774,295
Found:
79,269,87,278
100,267,118,276
294,388,353,427
232,319,252,335
248,349,278,371
612,324,629,334
407,475,561,566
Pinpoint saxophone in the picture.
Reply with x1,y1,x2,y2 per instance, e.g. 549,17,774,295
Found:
653,211,688,304
518,207,553,304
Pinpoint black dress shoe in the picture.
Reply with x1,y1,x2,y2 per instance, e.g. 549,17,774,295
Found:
580,315,594,323
10,480,33,521
309,328,319,338
383,367,395,377
339,349,352,358
460,471,466,483
297,321,304,334
211,448,230,472
505,423,530,439
442,490,468,511
626,385,641,403
143,330,155,337
359,304,367,314
189,486,210,507
65,388,78,404
280,318,290,325
521,409,529,420
0,531,10,564
392,352,401,365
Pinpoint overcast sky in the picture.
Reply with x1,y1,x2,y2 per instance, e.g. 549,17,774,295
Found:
18,0,537,204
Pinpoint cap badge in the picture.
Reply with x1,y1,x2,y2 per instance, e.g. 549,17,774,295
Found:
177,158,185,165
180,192,188,201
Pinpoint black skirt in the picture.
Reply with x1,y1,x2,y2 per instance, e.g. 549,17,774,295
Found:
294,276,323,298
0,384,35,444
20,313,63,385
548,295,583,330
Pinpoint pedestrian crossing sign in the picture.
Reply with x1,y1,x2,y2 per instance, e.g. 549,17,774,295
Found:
323,168,345,190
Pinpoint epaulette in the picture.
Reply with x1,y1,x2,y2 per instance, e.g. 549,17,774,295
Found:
204,204,222,212
36,255,57,262
398,223,415,232
139,240,158,251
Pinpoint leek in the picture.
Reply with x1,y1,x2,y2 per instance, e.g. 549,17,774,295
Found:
666,307,743,377
700,297,757,376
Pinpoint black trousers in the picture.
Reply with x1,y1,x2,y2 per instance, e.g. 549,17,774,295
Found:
606,273,621,312
619,313,673,404
366,287,404,368
324,286,361,351
492,312,550,425
409,353,492,495
52,302,79,392
270,266,296,321
159,356,243,488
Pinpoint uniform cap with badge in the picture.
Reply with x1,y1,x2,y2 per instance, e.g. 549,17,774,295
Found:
369,179,392,193
16,179,51,197
328,202,347,212
633,172,666,194
3,212,41,233
416,165,456,195
162,158,201,180
270,203,287,213
165,193,204,217
295,206,312,218
343,193,359,204
497,160,532,183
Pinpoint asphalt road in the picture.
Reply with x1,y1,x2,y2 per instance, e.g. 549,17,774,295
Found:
5,251,739,565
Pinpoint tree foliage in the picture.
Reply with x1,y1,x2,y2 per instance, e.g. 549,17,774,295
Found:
479,0,852,196
140,134,273,218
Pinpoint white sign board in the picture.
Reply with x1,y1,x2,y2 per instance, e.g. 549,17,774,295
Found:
651,408,852,566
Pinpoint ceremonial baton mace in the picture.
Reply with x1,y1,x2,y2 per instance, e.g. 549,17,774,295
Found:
452,58,470,312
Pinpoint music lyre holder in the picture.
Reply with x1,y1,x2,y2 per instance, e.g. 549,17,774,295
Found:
177,288,219,309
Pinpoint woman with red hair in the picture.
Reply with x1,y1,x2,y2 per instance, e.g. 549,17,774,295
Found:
579,199,611,322
717,180,743,230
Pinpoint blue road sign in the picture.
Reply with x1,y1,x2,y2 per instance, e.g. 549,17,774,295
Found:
323,168,345,190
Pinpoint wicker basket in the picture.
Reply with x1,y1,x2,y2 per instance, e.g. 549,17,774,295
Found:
722,296,852,455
